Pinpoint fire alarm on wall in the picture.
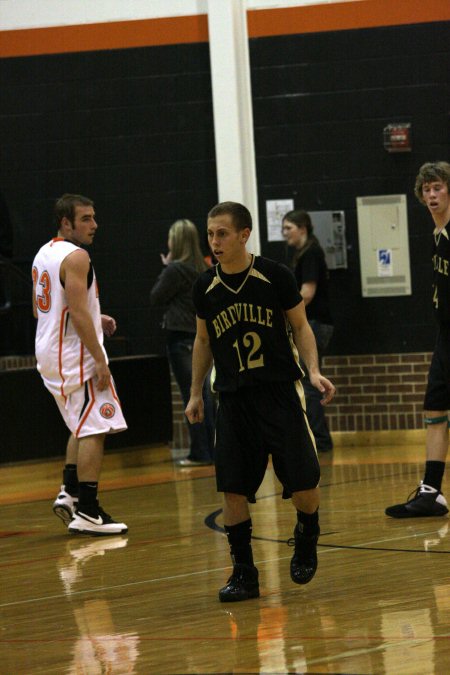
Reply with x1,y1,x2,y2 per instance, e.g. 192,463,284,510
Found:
383,123,412,153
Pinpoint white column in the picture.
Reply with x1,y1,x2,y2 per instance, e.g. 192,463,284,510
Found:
207,0,260,254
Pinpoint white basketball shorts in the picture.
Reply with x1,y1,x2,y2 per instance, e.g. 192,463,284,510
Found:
54,376,127,438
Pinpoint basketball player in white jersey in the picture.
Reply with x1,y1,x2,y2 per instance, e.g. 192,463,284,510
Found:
32,193,128,535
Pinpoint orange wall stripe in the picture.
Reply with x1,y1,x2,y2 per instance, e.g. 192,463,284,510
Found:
248,0,450,37
0,1,449,58
0,14,209,58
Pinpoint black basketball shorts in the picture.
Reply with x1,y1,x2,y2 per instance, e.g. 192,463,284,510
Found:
215,380,320,502
424,325,450,411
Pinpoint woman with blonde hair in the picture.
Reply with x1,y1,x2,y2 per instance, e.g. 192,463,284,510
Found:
151,219,215,465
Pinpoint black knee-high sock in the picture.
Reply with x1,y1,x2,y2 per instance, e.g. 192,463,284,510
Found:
224,518,254,567
424,461,446,492
78,482,99,512
296,509,320,537
63,464,79,496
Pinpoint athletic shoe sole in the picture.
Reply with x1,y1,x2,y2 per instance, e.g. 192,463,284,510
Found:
385,506,449,518
68,514,128,537
68,524,129,536
53,503,75,526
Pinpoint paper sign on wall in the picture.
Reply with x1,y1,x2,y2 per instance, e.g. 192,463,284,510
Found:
266,199,293,242
377,249,393,276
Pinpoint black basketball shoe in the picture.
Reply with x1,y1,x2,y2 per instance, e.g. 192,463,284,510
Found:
385,482,449,518
219,563,260,602
289,525,319,585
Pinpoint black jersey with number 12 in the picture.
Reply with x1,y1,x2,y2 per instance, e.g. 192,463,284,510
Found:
193,255,305,392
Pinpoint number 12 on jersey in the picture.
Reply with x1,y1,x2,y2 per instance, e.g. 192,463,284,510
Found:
232,331,264,372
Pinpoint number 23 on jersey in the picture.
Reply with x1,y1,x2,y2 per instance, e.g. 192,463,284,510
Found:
32,266,51,313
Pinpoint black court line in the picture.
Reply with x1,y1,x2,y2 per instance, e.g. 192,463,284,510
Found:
204,488,450,555
320,543,450,554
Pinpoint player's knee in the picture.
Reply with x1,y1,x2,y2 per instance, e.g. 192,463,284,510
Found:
292,486,320,513
224,492,248,507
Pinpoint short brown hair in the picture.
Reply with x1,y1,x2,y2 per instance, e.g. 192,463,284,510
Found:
208,201,252,231
54,193,94,227
414,162,450,205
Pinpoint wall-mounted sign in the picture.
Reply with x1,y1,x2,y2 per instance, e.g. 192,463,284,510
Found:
383,123,412,153
377,249,393,276
266,199,294,242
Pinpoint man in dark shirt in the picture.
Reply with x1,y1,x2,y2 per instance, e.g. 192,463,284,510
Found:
185,201,335,601
386,162,450,518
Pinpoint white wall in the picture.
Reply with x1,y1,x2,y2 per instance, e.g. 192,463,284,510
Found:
0,0,357,30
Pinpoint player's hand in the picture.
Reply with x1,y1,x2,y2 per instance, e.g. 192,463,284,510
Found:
185,395,204,424
95,360,111,391
309,373,336,405
102,314,117,337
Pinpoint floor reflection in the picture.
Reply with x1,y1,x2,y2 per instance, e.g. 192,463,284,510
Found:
57,536,140,674
58,536,129,596
68,598,140,675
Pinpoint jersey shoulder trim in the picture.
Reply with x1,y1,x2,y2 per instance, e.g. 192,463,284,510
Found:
206,276,221,294
249,267,270,284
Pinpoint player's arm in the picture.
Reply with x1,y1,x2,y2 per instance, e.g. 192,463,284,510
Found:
299,280,317,306
62,249,110,391
185,317,213,424
286,301,335,405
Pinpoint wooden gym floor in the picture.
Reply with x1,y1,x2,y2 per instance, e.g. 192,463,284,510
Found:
1,431,450,674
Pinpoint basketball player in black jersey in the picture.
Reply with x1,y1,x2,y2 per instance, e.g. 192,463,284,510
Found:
386,162,450,518
185,202,335,601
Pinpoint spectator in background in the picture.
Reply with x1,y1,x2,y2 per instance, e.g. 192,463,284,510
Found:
151,219,215,466
282,210,334,453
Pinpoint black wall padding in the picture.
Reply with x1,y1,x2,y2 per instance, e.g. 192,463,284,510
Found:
1,355,172,463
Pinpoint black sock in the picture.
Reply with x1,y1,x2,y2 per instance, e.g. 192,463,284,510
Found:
296,509,320,537
63,464,78,496
424,461,446,492
78,482,99,513
224,518,254,567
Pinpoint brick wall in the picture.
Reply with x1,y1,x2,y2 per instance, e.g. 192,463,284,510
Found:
1,351,432,447
2,352,431,441
170,352,432,444
170,371,191,451
322,353,430,432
